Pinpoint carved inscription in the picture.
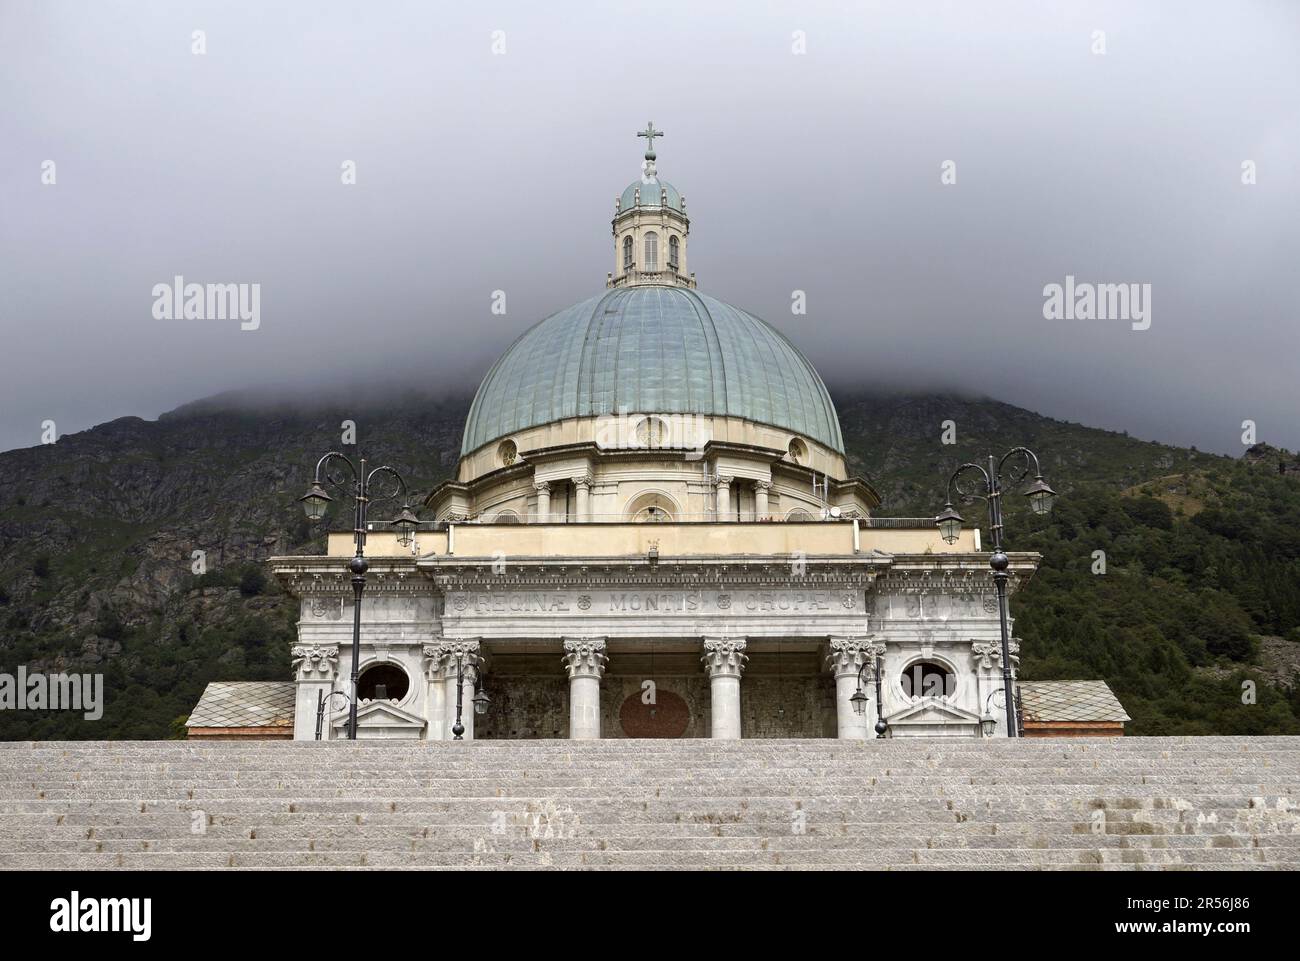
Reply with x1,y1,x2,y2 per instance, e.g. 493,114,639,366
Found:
446,590,854,617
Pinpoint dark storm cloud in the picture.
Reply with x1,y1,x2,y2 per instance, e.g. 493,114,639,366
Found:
1,0,1296,455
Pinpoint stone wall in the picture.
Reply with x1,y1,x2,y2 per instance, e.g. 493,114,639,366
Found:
476,675,570,739
475,651,838,739
740,675,837,738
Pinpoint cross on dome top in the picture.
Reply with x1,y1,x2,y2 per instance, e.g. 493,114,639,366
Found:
637,121,663,160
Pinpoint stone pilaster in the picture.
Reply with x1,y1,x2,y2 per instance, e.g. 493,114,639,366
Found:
291,645,339,741
701,637,747,739
826,636,886,740
434,638,481,740
422,644,448,741
971,638,1020,737
562,637,608,739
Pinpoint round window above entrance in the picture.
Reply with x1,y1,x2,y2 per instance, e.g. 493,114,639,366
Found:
900,660,956,700
358,663,409,702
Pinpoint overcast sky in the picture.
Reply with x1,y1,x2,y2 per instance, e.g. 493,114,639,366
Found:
1,0,1297,456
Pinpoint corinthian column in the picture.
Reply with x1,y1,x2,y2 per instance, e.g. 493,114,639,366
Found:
826,636,886,740
754,480,771,520
701,637,748,739
574,473,592,523
715,474,733,520
534,481,551,523
562,637,608,739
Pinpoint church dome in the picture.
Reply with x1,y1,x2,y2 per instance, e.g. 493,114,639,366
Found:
462,285,844,456
619,178,683,213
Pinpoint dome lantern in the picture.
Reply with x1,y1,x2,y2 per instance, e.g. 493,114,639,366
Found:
609,122,695,290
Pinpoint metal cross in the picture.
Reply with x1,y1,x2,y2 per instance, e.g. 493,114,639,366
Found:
637,122,663,154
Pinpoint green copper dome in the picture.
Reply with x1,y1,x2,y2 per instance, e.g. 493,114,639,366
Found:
462,286,844,456
620,177,683,213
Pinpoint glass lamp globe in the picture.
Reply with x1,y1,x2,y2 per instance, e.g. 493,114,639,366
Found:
298,482,332,521
935,503,964,544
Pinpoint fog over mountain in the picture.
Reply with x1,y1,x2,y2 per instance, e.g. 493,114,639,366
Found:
1,0,1296,456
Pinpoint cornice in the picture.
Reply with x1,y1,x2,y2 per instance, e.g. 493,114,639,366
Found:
421,554,885,591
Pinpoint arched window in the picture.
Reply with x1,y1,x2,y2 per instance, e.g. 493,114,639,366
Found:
644,232,659,271
668,235,679,270
622,235,633,270
900,660,957,700
625,490,680,522
357,663,410,703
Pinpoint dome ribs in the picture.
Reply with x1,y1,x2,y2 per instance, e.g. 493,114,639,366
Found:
460,286,844,458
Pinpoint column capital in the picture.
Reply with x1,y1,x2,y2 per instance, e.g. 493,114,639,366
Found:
292,645,339,682
572,472,594,490
826,636,886,678
970,638,1019,672
432,637,481,660
421,643,449,680
701,637,748,678
715,474,734,487
562,636,608,679
754,479,772,491
534,480,551,493
432,638,482,680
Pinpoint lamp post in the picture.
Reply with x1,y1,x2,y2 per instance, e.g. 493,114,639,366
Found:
935,447,1055,739
979,688,1003,738
315,690,351,741
450,652,492,741
849,651,889,738
299,451,419,741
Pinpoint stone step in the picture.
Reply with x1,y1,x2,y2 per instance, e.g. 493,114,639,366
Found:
5,821,1289,840
8,786,1295,802
0,833,1295,854
9,775,1295,788
3,737,1296,869
0,796,1290,814
6,745,1300,758
0,848,1286,869
2,806,1279,821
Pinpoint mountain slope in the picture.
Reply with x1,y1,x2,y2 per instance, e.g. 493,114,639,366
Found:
1,388,1297,738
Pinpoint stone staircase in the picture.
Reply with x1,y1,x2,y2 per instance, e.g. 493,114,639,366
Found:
1,737,1298,869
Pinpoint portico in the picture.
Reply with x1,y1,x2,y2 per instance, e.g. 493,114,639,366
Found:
272,519,1035,742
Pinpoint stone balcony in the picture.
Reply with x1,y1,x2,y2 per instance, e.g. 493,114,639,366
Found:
606,267,696,288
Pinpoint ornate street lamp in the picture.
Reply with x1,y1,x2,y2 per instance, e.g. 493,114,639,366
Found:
850,652,889,738
979,688,1003,738
392,503,421,548
450,652,492,740
315,690,351,741
935,447,1055,738
299,451,417,740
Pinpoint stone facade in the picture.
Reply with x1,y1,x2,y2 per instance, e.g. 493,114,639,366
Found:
270,536,1036,742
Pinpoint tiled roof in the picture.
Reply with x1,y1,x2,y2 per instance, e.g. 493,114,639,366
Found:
186,681,296,729
1019,680,1130,724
